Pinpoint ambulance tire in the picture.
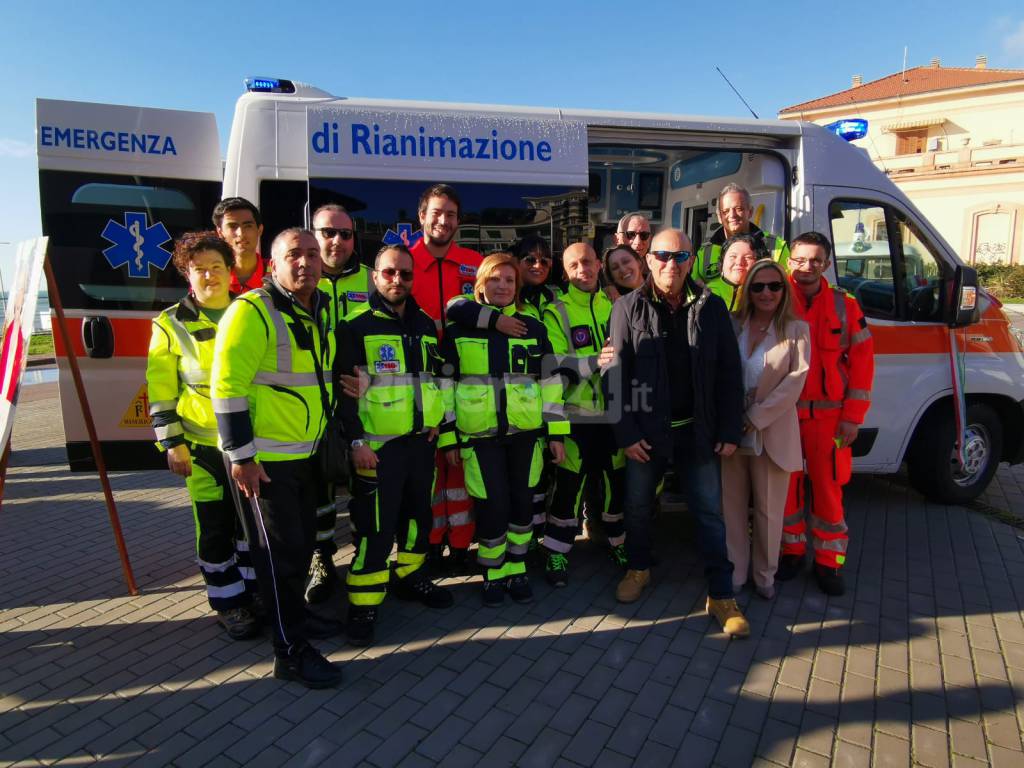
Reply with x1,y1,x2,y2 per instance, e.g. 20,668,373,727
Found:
908,402,1001,504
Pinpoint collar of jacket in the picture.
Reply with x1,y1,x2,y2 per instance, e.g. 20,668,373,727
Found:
264,276,325,323
368,288,424,327
708,221,767,246
174,292,236,322
522,283,557,306
789,273,832,312
323,257,363,282
564,282,602,306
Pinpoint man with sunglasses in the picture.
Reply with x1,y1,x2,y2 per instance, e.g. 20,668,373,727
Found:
304,204,373,604
337,244,455,646
694,184,789,294
604,229,749,637
615,212,653,259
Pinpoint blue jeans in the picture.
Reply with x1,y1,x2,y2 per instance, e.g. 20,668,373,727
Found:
623,424,734,599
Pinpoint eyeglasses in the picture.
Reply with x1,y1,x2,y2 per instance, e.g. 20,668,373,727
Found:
620,230,651,242
650,250,692,264
749,281,784,294
523,255,552,267
315,227,354,241
377,267,414,282
788,256,825,267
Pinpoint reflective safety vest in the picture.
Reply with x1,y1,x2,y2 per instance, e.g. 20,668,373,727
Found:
790,275,874,424
338,293,445,448
543,283,613,416
319,262,372,330
146,295,223,449
438,302,568,449
211,280,335,463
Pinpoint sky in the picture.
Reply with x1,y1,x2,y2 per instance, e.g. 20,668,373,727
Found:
2,0,1023,289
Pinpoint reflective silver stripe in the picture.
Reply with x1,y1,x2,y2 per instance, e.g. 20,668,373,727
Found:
447,510,473,526
783,513,804,525
846,388,871,401
577,354,600,379
238,566,256,581
446,488,471,503
479,536,506,548
213,396,250,414
603,511,624,523
532,512,546,525
254,291,292,374
782,532,806,544
544,538,572,553
253,438,316,455
235,539,250,552
553,301,572,342
833,289,848,349
316,530,335,542
181,419,218,441
180,369,208,385
253,371,320,387
368,374,429,388
475,304,497,329
796,399,842,410
850,328,872,345
227,442,258,462
532,494,546,503
206,582,246,599
197,556,236,572
364,433,402,446
507,542,530,556
316,502,336,516
607,533,625,547
545,515,578,529
431,515,447,529
810,515,848,534
814,538,848,553
149,399,178,415
155,422,184,440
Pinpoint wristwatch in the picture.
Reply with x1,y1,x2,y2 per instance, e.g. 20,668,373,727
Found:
350,439,366,449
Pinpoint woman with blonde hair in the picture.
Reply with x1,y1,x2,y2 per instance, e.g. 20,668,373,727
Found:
721,260,810,599
438,253,567,606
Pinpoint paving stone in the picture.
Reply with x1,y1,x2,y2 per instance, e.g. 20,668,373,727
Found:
670,732,717,768
560,719,613,766
516,727,570,768
589,687,634,728
713,723,759,768
756,717,799,765
832,738,871,768
949,718,988,761
435,744,483,768
912,724,951,768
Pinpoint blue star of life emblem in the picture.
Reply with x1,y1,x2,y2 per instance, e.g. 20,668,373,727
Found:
379,344,396,362
100,211,173,278
383,223,423,248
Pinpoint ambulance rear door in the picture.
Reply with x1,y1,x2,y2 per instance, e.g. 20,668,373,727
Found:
36,99,223,470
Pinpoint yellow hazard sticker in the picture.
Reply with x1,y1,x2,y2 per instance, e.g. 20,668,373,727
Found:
120,385,152,428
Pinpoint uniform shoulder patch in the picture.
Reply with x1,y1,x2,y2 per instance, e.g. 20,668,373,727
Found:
570,325,594,350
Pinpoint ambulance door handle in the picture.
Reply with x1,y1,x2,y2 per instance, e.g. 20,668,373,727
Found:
82,316,114,359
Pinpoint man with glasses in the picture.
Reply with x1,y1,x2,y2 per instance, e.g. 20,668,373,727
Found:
213,197,267,294
409,184,483,573
603,229,749,637
694,183,789,292
778,232,873,597
614,212,653,259
304,204,372,604
337,244,454,646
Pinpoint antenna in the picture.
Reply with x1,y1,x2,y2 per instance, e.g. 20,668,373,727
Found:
902,45,908,81
715,67,759,119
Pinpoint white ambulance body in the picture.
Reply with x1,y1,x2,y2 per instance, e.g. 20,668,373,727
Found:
36,78,1024,503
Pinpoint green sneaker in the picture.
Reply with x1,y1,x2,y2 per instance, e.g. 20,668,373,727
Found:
608,544,628,568
545,553,569,588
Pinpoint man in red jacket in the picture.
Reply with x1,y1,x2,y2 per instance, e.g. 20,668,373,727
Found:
778,231,874,596
409,184,482,572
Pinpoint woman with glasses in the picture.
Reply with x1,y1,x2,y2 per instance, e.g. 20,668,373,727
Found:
438,253,567,606
602,245,646,302
721,260,810,599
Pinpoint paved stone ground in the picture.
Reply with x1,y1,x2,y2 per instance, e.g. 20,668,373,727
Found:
2,386,1024,767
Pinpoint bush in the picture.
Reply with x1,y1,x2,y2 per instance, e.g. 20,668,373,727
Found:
976,264,1024,300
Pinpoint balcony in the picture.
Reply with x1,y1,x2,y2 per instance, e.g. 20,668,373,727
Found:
875,142,1024,178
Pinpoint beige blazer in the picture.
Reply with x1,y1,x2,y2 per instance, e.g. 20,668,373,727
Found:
741,318,811,473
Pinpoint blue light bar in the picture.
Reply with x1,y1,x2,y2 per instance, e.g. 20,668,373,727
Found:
824,119,869,142
244,77,296,94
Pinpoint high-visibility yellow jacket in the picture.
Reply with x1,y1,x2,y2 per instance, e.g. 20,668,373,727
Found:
543,283,612,417
212,279,335,463
695,224,790,310
319,261,372,330
438,300,567,449
146,295,224,449
337,292,445,449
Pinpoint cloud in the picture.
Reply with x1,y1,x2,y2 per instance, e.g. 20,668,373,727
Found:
1003,19,1024,61
0,139,34,159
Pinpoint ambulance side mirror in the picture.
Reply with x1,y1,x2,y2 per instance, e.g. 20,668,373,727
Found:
949,265,979,328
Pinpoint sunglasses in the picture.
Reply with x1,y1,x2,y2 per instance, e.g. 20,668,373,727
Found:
650,250,691,264
315,227,354,241
523,255,552,267
749,281,784,294
377,267,414,282
622,230,651,241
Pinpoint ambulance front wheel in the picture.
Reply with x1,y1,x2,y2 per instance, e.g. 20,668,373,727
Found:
908,402,1002,504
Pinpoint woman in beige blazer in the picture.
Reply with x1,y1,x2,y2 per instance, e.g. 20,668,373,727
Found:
722,260,810,599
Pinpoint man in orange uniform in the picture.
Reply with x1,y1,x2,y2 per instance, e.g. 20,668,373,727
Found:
777,232,874,596
408,184,482,572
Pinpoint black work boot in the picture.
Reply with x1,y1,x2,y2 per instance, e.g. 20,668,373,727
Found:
273,641,342,689
446,547,472,576
481,580,505,608
814,564,845,596
393,571,455,609
217,606,260,641
345,605,377,647
506,574,534,604
776,554,805,582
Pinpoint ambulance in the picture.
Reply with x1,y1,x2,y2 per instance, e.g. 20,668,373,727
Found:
35,77,1024,504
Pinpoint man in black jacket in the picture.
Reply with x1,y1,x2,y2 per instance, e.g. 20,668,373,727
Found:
604,228,750,637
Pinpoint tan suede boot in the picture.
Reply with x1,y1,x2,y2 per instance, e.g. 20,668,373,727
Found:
706,597,750,637
615,569,650,603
